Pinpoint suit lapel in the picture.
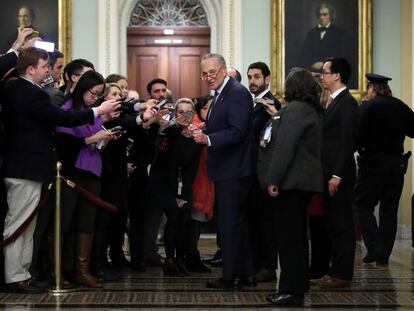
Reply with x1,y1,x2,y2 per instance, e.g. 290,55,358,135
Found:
326,89,348,114
208,78,233,120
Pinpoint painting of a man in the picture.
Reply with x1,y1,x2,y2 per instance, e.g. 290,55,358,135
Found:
0,1,58,54
285,1,358,88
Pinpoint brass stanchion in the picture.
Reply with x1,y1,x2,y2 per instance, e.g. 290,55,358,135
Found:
50,162,75,295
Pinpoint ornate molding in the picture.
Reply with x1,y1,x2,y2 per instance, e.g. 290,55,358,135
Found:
129,0,209,27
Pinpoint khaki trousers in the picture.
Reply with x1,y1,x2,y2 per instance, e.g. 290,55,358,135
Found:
3,178,42,283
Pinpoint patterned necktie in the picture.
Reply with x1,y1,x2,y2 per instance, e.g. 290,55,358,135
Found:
325,96,333,109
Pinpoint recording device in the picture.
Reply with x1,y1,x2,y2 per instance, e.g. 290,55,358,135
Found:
34,40,55,52
109,126,122,133
117,98,143,113
255,98,275,106
184,110,195,118
155,99,173,110
27,30,39,40
42,75,55,88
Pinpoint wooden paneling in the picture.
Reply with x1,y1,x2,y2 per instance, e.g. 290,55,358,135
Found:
127,27,210,100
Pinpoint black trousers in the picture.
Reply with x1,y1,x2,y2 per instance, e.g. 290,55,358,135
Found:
309,214,331,279
246,179,278,270
355,156,405,262
324,180,356,281
215,176,254,280
274,190,311,295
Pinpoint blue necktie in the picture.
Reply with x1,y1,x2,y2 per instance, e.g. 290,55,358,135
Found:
208,91,219,119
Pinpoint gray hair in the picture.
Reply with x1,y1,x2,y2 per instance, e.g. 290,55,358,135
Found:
201,53,226,66
315,3,336,21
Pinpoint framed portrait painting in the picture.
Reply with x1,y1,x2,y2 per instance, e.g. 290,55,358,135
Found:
0,0,72,61
271,0,372,100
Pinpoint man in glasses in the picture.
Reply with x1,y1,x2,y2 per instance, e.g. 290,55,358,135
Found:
60,58,94,96
193,53,256,290
316,57,359,289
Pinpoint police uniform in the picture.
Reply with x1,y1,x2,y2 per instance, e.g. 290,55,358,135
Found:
355,73,414,264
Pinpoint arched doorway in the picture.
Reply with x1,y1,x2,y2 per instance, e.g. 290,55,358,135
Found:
127,0,211,101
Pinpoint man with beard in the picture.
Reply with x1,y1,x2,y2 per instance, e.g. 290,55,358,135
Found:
246,62,281,283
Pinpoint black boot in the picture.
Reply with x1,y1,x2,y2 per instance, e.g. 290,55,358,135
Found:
162,257,181,276
185,251,211,273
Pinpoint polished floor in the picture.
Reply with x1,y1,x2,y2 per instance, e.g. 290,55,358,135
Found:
0,239,413,310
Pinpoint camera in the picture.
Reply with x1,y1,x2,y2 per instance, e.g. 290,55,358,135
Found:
155,99,174,110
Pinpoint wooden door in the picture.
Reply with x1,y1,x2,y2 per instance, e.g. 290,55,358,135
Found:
127,27,210,101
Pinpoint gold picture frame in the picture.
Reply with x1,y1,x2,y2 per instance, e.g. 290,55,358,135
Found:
59,0,72,63
271,0,372,101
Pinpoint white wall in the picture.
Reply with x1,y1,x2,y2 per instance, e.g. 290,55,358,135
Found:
72,0,99,66
373,0,401,97
241,0,271,86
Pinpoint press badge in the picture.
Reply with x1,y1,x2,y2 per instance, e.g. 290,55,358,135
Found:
260,124,272,148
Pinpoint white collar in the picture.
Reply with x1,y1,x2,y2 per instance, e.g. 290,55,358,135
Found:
254,88,270,99
215,76,230,95
330,86,347,99
20,75,43,89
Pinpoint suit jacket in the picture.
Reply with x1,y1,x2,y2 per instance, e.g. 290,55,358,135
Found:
322,88,359,183
44,85,66,107
300,24,347,70
205,77,256,181
257,100,323,193
1,77,95,182
253,91,281,141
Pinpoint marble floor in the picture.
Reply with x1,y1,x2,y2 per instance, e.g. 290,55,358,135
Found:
0,239,413,310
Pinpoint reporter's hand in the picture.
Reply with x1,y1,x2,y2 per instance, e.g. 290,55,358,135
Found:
11,26,33,51
138,99,157,111
176,114,193,127
176,198,187,208
263,103,277,116
328,177,341,196
193,129,208,145
96,99,120,115
267,184,279,197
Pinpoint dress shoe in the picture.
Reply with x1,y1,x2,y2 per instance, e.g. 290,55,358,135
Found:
204,249,222,264
4,280,44,294
265,293,304,306
163,258,181,276
318,276,351,288
209,257,223,267
363,252,377,263
241,275,257,287
255,268,277,282
206,277,242,290
310,274,330,286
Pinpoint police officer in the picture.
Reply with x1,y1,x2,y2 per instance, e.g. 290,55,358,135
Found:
355,73,414,265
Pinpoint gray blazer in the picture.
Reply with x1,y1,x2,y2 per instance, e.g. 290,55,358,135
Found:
257,100,323,193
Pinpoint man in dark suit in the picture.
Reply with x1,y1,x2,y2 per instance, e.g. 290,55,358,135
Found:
355,74,414,265
193,53,256,289
246,61,281,282
1,47,119,293
43,50,65,107
316,57,359,288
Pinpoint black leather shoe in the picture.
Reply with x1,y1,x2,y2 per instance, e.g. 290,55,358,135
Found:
206,278,242,290
241,275,257,287
363,253,377,263
5,281,44,294
266,293,304,306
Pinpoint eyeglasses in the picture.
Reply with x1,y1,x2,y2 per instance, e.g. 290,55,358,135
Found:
88,89,103,99
321,71,336,76
200,65,224,80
